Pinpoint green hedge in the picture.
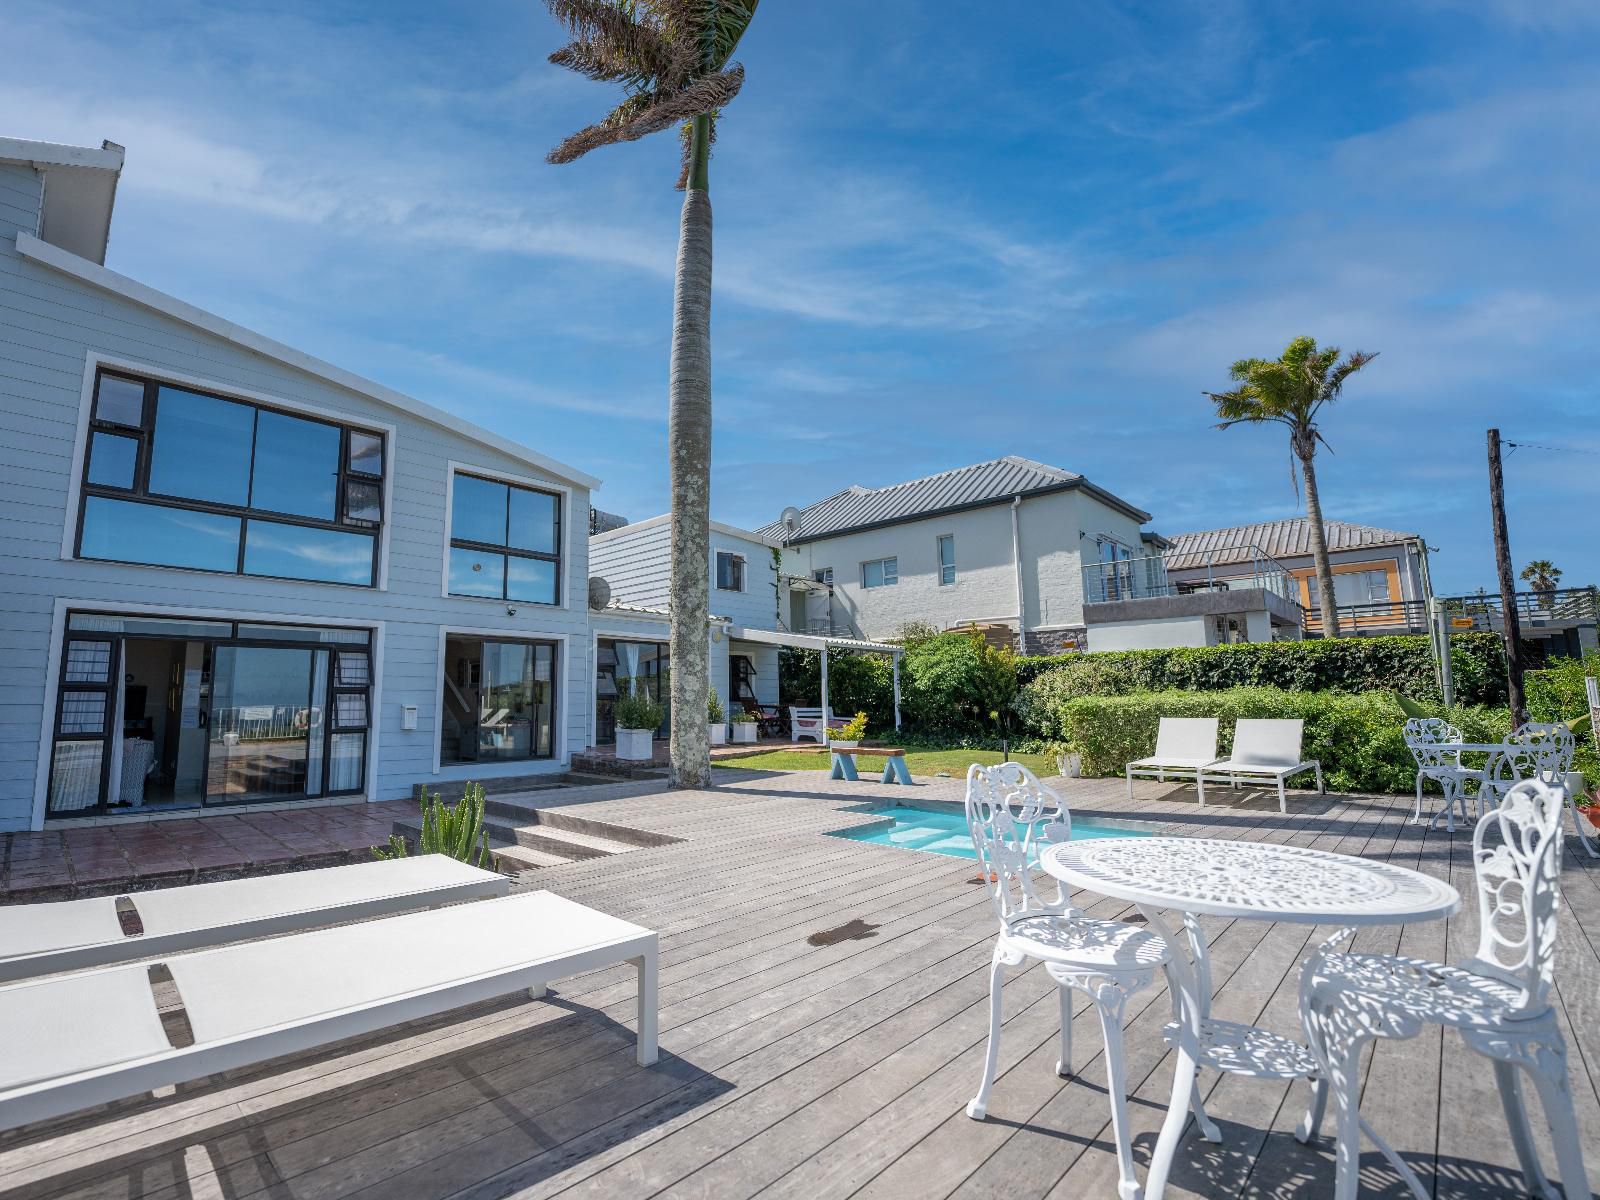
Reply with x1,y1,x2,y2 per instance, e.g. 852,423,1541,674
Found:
1017,634,1506,708
1035,686,1512,794
1527,654,1600,783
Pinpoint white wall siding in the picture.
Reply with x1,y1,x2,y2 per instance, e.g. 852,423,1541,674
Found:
0,164,41,239
590,522,780,631
0,235,595,829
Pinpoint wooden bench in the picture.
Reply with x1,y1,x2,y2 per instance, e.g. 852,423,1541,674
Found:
797,745,913,785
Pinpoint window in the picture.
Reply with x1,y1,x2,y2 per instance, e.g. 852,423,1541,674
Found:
448,472,562,604
1309,569,1392,612
937,535,956,586
813,568,833,586
861,556,898,589
442,637,558,762
74,371,384,586
716,551,746,591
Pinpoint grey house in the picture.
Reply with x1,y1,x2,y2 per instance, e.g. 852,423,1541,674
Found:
0,136,602,831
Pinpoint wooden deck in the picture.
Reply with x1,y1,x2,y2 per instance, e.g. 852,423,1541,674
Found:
3,768,1598,1199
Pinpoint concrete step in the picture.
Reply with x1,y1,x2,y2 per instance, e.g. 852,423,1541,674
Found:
487,842,570,872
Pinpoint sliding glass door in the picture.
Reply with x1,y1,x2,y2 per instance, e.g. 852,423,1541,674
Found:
441,637,557,764
207,645,313,803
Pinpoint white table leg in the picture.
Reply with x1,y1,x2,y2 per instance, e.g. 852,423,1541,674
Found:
1140,905,1210,1199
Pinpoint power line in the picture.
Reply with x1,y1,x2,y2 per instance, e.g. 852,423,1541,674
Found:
1500,438,1600,457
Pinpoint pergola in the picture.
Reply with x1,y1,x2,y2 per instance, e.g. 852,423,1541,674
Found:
722,625,903,730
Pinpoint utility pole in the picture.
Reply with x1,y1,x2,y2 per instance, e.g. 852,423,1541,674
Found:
1487,429,1528,727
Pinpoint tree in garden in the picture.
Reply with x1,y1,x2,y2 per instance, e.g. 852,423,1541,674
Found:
542,0,761,787
1520,559,1563,608
1206,336,1377,639
967,629,1021,760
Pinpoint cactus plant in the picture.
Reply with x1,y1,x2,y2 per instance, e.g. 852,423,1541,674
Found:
374,783,493,869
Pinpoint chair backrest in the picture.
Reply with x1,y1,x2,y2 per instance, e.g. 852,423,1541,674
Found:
789,706,829,720
1230,718,1303,766
1403,717,1464,769
964,762,1070,924
1470,779,1566,1016
1154,717,1219,761
1489,722,1576,788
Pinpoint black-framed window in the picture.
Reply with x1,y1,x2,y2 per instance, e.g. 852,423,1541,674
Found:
447,472,562,605
716,550,745,592
74,370,385,588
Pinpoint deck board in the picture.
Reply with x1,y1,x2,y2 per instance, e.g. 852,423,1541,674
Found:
2,769,1597,1200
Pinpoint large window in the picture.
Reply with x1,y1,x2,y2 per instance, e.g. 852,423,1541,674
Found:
861,557,898,589
75,371,384,586
441,636,558,763
937,535,956,586
1309,569,1392,612
448,473,562,605
594,638,668,744
716,550,746,592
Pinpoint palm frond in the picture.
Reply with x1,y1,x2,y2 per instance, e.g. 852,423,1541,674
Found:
704,0,760,70
1326,349,1378,395
547,91,654,163
550,38,658,88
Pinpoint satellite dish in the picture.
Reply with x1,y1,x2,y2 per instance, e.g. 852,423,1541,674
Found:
588,576,612,611
780,506,802,533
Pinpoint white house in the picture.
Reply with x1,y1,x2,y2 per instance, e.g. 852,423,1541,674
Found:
757,456,1160,654
0,135,606,831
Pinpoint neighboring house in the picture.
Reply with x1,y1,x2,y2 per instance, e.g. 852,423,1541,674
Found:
756,456,1159,654
1165,518,1434,637
587,516,785,743
0,136,604,831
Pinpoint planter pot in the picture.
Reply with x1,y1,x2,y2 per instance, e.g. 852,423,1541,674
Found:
709,723,727,746
1584,809,1600,832
1057,752,1082,778
830,739,860,751
732,723,758,744
615,728,655,761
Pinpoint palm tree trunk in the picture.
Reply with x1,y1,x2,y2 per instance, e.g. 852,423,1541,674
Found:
667,114,714,789
1299,446,1342,639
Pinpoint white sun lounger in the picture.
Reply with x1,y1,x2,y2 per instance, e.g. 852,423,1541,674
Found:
0,855,509,983
0,889,658,1132
1124,717,1222,801
1196,718,1324,813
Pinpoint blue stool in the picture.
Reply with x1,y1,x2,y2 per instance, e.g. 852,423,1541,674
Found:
830,750,912,785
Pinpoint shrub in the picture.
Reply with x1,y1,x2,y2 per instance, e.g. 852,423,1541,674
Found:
707,689,724,723
1527,653,1600,781
779,647,896,732
1016,634,1506,707
374,784,493,868
1037,687,1511,794
613,685,665,732
833,711,868,741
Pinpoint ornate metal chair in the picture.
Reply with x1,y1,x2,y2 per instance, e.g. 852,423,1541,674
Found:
1482,722,1595,858
963,762,1173,1200
1299,780,1588,1200
1402,716,1482,832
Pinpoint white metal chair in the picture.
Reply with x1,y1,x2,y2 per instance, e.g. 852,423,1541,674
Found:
1298,780,1588,1200
1482,722,1596,859
963,762,1172,1200
1196,718,1324,813
1124,717,1221,801
1403,716,1483,832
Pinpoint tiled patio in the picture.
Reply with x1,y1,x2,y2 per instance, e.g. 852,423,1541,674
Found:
2,769,1598,1199
0,800,420,900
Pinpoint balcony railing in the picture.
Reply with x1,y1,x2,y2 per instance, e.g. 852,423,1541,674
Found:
1306,599,1429,636
1082,545,1301,607
1436,587,1599,631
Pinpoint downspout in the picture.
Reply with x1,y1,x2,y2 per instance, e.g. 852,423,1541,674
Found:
1010,495,1026,652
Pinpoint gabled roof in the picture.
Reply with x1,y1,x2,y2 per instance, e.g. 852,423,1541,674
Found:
1165,518,1421,571
755,456,1150,544
14,232,601,490
590,512,783,548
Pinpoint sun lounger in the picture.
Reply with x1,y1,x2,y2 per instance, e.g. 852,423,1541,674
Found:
1124,717,1222,800
1196,718,1324,813
0,889,658,1132
0,855,509,983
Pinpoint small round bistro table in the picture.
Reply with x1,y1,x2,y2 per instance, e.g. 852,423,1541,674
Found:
1040,836,1460,1200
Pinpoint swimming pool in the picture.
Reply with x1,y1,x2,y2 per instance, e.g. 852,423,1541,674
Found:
829,804,1153,860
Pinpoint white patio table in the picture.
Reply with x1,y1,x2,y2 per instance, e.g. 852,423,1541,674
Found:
1040,836,1460,1200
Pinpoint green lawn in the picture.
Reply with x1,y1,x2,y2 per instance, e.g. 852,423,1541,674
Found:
712,747,1058,778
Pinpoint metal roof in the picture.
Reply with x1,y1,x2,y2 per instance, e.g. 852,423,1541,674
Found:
1165,518,1420,571
755,456,1150,544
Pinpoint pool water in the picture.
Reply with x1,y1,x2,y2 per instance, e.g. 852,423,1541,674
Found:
829,804,1153,860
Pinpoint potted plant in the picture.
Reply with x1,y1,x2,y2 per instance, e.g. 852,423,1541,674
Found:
830,711,868,750
731,711,760,743
1577,788,1600,833
708,691,727,746
613,683,664,761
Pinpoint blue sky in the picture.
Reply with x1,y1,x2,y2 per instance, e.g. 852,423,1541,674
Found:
9,0,1598,594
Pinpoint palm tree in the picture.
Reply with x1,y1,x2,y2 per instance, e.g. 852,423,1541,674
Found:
1521,559,1563,608
1206,336,1377,640
543,0,760,788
